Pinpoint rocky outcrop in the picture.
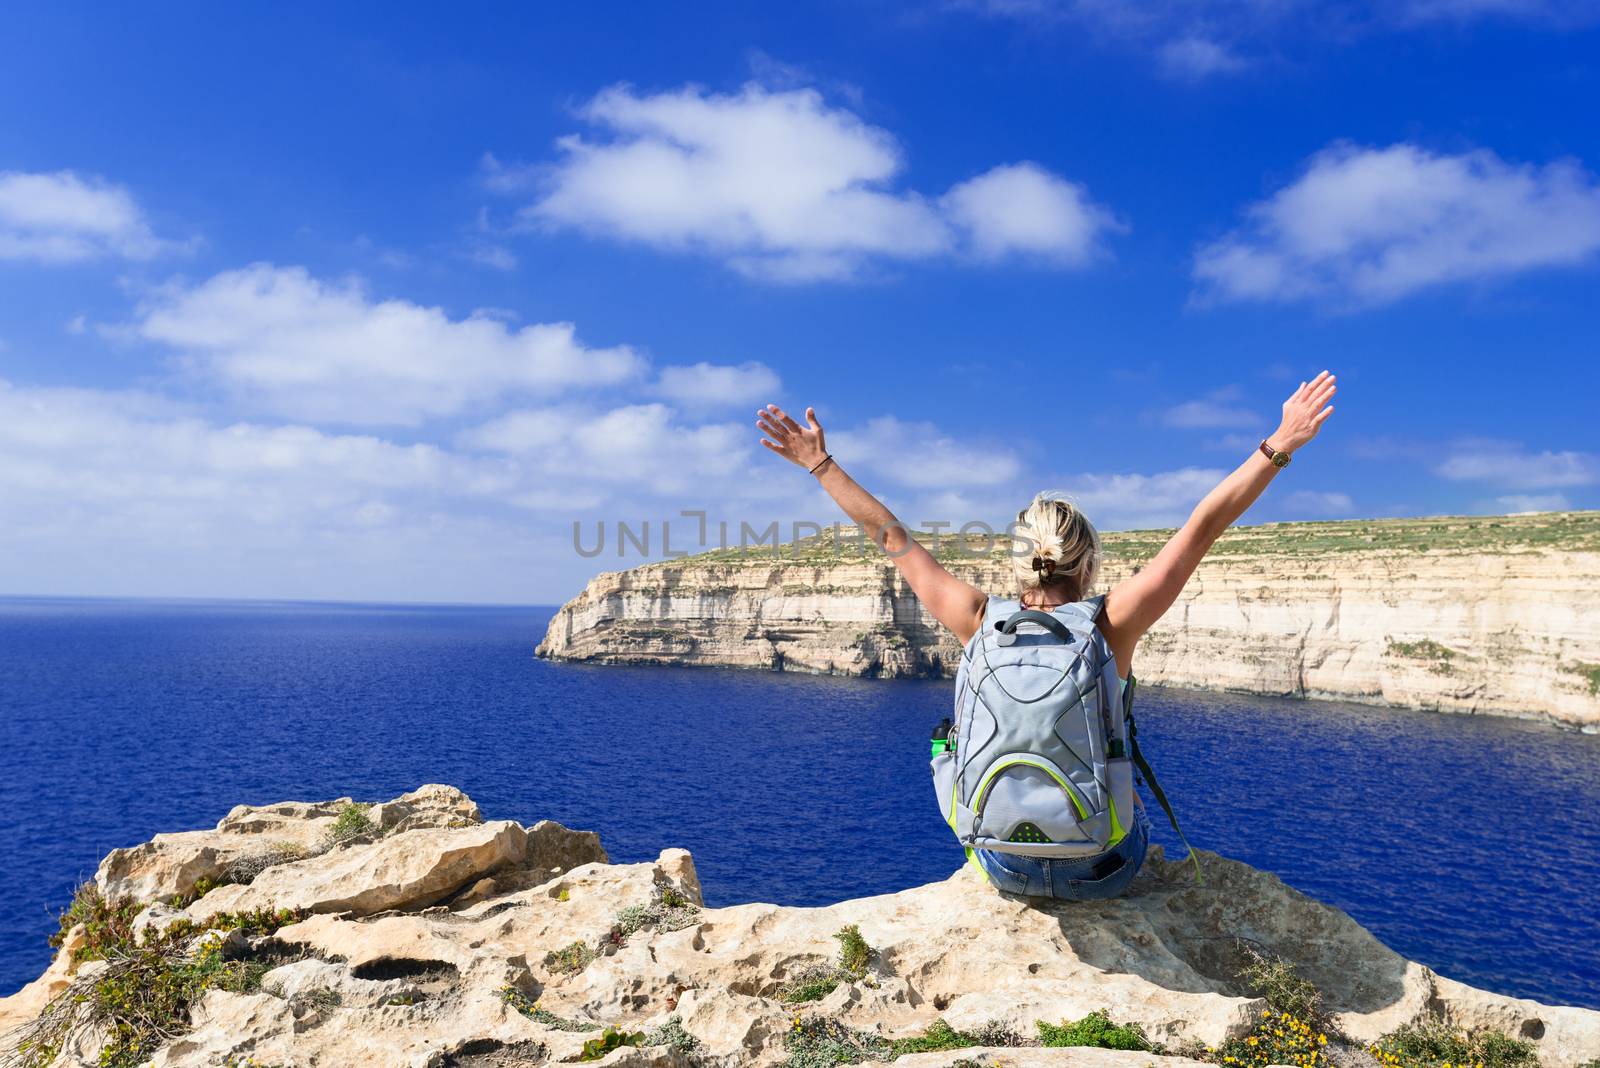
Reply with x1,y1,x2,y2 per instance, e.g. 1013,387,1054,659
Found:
539,511,1600,730
3,786,1596,1067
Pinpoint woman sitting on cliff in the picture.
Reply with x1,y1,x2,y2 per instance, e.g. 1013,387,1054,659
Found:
756,371,1337,900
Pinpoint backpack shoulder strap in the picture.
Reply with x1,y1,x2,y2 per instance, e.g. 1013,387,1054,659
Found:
1123,675,1204,882
1048,594,1106,632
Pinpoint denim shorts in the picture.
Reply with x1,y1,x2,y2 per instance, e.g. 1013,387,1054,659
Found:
972,803,1151,901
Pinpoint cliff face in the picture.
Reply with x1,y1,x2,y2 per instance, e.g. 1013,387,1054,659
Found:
538,512,1600,730
5,786,1597,1067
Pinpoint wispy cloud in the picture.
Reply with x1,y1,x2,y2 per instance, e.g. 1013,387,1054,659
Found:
1159,387,1262,429
1434,438,1600,490
957,0,1599,79
1493,492,1572,512
1282,489,1356,516
1193,143,1600,307
505,83,1119,281
0,170,192,264
830,416,1023,488
1158,36,1248,80
1044,467,1226,530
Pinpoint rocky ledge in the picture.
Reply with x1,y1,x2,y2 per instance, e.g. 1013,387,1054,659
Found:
3,786,1596,1068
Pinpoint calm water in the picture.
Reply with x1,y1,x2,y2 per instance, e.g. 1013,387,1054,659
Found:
1,597,1597,1007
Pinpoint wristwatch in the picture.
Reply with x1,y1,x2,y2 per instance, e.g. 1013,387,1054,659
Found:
1259,439,1292,468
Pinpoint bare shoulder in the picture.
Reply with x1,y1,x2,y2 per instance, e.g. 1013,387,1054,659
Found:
1094,590,1138,681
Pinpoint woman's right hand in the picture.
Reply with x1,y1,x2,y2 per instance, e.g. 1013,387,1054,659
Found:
756,404,828,471
1272,370,1337,452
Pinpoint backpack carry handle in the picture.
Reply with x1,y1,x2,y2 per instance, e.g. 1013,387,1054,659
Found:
995,609,1077,646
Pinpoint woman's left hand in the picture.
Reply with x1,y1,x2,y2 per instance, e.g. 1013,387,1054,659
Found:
756,404,828,471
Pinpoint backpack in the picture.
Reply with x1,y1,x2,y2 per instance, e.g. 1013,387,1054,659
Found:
931,594,1197,874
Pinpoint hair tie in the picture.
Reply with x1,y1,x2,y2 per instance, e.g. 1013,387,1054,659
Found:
1031,556,1057,577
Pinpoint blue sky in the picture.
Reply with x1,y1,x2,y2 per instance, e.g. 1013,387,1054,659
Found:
2,2,1598,603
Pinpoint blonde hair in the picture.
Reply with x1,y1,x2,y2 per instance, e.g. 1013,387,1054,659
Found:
1010,492,1100,601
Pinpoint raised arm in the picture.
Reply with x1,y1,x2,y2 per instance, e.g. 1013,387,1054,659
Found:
1101,372,1338,671
756,404,988,644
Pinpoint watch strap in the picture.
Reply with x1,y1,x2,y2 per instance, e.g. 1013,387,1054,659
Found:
1259,439,1292,467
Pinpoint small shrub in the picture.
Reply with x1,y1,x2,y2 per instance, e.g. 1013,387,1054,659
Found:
172,875,221,908
642,1015,702,1057
49,882,140,962
781,964,844,1004
965,1019,1026,1047
613,887,701,938
543,940,595,975
888,1018,977,1055
1236,944,1324,1024
1368,1018,1538,1068
782,1015,891,1068
227,840,313,884
777,924,881,1004
1037,1010,1151,1051
834,924,873,977
577,1026,645,1061
558,888,570,902
33,930,265,1068
322,803,374,847
1214,1008,1330,1067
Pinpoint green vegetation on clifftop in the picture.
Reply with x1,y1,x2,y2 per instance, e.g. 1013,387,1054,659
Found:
641,511,1600,572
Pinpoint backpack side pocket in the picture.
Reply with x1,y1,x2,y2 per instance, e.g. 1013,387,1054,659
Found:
931,749,958,833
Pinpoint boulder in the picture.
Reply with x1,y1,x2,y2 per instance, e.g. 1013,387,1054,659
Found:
94,784,487,905
187,819,528,920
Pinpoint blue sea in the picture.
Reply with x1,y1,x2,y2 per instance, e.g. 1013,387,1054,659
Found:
2,597,1598,1009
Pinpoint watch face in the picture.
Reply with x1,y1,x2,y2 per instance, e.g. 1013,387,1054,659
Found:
1273,453,1290,467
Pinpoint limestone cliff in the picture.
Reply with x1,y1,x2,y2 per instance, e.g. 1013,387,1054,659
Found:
538,511,1600,730
3,786,1596,1067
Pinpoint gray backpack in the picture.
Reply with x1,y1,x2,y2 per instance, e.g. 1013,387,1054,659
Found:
931,595,1195,870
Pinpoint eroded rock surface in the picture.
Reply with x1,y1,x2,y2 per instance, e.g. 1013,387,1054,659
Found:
4,786,1596,1067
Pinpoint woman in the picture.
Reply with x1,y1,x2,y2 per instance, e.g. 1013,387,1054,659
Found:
755,370,1338,899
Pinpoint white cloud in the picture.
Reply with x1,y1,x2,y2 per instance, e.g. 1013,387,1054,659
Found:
1494,493,1572,512
131,264,644,426
1194,143,1600,306
459,403,756,498
942,162,1121,264
657,361,781,408
829,416,1023,489
1434,439,1600,489
516,83,1116,280
1044,467,1226,530
0,170,186,263
1282,489,1356,516
0,379,555,600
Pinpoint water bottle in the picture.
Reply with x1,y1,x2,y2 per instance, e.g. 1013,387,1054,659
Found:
930,717,953,757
